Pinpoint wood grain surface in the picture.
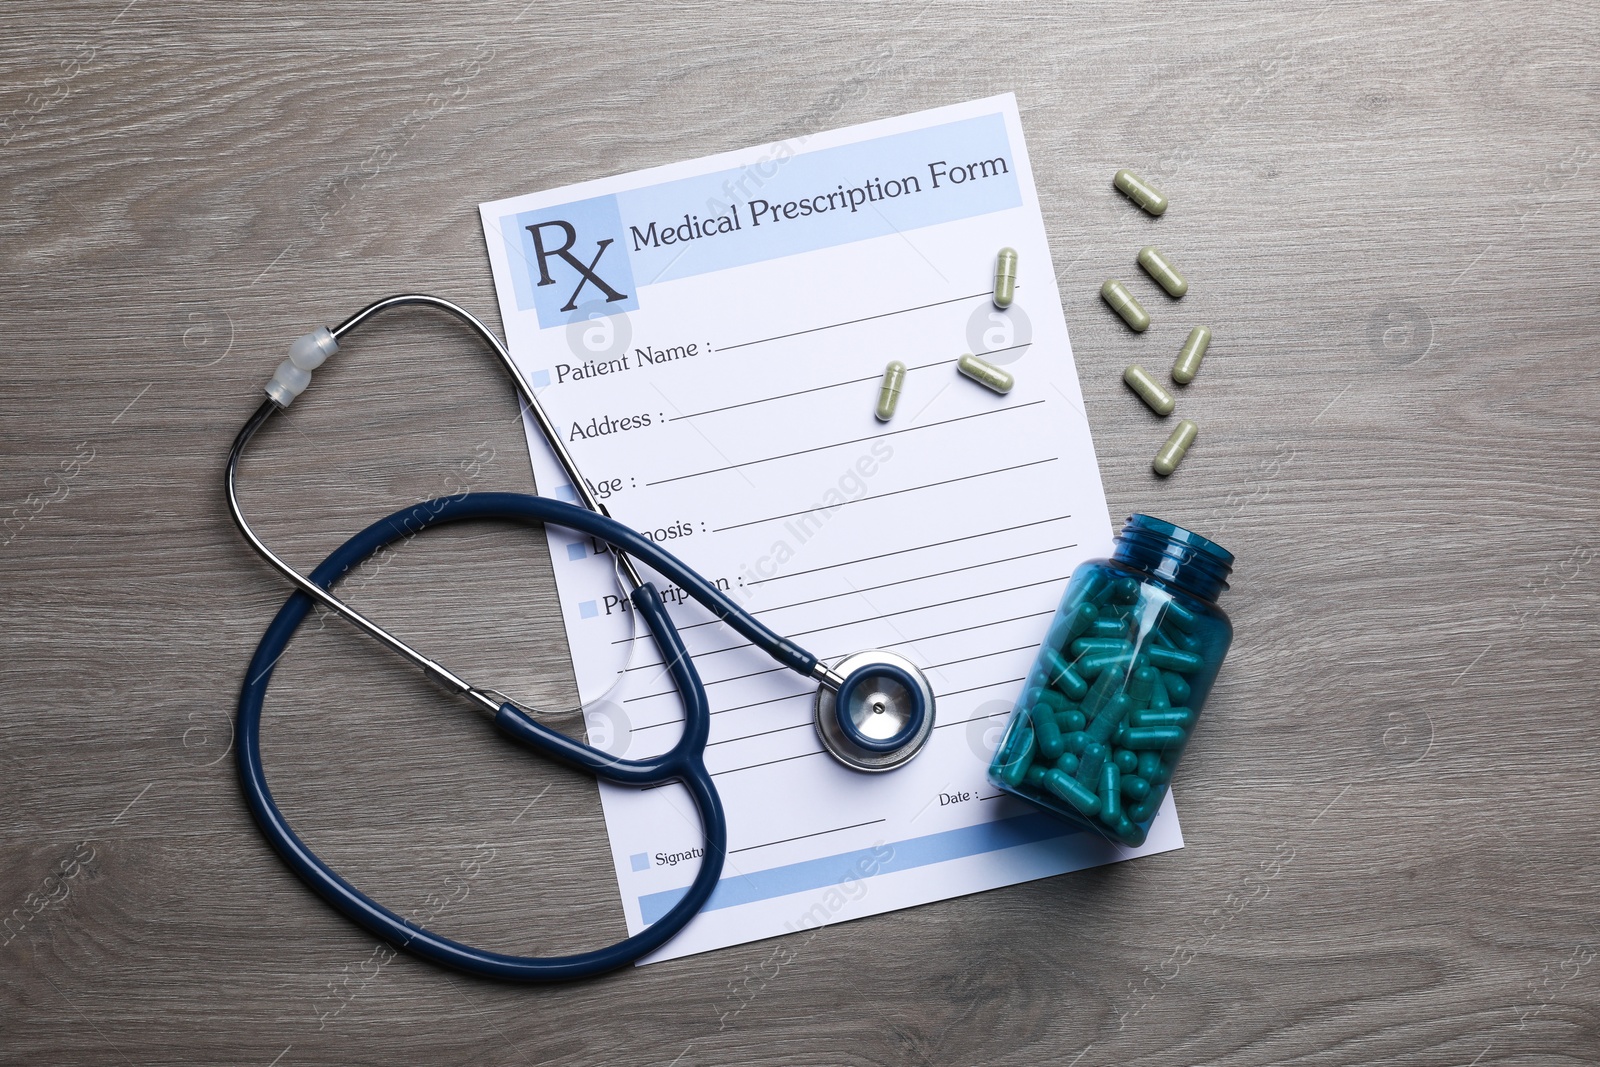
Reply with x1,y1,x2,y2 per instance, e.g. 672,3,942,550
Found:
3,2,1597,1064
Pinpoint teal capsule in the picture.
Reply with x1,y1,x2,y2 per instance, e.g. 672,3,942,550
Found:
1127,796,1160,823
1131,707,1195,730
1137,246,1188,298
957,353,1014,394
1172,326,1211,385
996,724,1034,786
1150,673,1171,709
1089,618,1127,639
1081,669,1124,716
1148,645,1202,674
1136,751,1163,781
1120,773,1151,800
1163,671,1192,704
1153,419,1198,477
1160,597,1199,632
1055,751,1080,775
1101,279,1150,332
1064,730,1091,756
1086,694,1132,745
1113,814,1145,846
1074,570,1112,606
1034,707,1065,761
1047,601,1099,649
1071,637,1133,658
993,247,1018,309
1075,741,1108,786
1043,769,1101,816
1025,764,1048,789
1040,646,1089,700
875,361,906,422
1123,364,1176,416
1100,764,1122,823
1113,748,1138,773
1114,169,1168,215
1059,708,1088,733
1122,726,1186,750
1127,664,1157,707
1076,649,1136,681
1026,685,1071,717
1111,577,1141,604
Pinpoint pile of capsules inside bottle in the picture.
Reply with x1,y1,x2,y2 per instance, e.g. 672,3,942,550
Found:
988,514,1233,847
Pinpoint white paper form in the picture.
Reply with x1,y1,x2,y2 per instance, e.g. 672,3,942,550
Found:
478,94,1183,964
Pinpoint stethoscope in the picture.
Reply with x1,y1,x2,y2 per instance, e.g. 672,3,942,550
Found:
229,294,936,981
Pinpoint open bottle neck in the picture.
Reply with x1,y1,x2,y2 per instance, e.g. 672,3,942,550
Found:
1110,514,1234,603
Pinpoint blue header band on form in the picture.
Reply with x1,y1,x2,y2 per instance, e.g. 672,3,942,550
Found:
635,811,1080,926
499,112,1021,328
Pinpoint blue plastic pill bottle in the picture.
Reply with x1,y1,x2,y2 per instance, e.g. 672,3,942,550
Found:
987,514,1234,846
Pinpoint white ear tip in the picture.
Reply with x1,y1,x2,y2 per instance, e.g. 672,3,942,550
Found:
288,327,338,370
266,327,338,407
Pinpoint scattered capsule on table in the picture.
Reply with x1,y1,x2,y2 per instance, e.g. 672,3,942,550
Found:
1101,279,1150,332
1137,246,1188,298
957,353,1014,394
1113,169,1168,215
875,360,905,422
1153,419,1198,477
1172,326,1211,384
1123,364,1176,416
993,247,1018,308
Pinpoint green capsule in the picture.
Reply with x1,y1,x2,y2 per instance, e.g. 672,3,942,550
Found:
1099,763,1123,823
1063,730,1091,756
1114,169,1168,215
1034,706,1065,761
1111,577,1141,604
1059,708,1088,733
1101,279,1150,332
875,360,906,422
957,353,1014,394
1148,645,1202,674
1150,673,1171,709
1162,671,1192,704
1025,764,1048,788
1172,326,1210,385
1043,769,1100,815
1075,741,1108,786
1113,748,1138,773
1122,726,1186,750
1120,773,1151,800
1113,814,1145,846
1136,751,1163,782
1055,751,1080,775
993,247,1018,308
1137,246,1188,298
1123,364,1176,416
1153,419,1198,477
1131,707,1195,730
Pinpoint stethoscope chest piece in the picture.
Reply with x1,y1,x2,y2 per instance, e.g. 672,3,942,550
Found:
814,649,936,772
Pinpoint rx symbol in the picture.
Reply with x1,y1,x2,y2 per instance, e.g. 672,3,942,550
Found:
527,221,630,312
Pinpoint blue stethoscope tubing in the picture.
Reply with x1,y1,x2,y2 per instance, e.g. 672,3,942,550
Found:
230,295,935,981
239,490,804,980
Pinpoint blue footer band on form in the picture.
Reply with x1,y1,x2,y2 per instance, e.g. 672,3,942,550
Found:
638,811,1081,926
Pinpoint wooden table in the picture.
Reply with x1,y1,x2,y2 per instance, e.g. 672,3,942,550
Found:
4,3,1596,1064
